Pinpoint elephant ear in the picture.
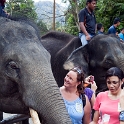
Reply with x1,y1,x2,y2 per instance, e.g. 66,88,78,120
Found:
63,44,89,76
81,45,89,63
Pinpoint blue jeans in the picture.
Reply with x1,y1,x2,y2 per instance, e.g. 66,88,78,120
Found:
79,33,94,46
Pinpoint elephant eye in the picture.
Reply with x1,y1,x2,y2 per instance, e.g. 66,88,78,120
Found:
8,61,18,69
103,59,113,68
105,59,112,64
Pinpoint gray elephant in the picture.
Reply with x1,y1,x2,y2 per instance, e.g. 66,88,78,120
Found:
41,32,124,92
64,34,124,92
0,17,72,124
41,32,82,87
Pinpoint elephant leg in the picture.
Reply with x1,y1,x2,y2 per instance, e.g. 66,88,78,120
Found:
0,112,3,121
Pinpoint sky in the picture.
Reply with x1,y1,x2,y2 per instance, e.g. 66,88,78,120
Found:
33,0,68,6
34,0,64,4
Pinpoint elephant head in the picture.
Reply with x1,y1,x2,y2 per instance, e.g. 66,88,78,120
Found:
64,34,124,92
0,17,72,124
41,32,82,87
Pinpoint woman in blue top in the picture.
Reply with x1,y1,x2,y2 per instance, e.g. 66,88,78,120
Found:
60,66,91,124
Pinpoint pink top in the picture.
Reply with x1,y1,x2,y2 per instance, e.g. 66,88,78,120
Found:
93,91,120,124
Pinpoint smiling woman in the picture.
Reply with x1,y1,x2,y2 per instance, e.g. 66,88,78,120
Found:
60,66,91,124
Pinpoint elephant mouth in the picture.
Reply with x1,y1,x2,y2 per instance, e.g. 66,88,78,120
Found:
0,91,29,114
0,79,29,114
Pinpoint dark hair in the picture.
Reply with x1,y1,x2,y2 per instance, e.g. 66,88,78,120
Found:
121,28,124,31
70,66,85,94
105,67,124,80
97,23,103,30
113,17,121,24
86,0,97,5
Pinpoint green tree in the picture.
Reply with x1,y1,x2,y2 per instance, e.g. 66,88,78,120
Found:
63,0,124,34
95,0,124,32
6,0,37,21
63,0,86,35
37,20,48,35
65,14,79,35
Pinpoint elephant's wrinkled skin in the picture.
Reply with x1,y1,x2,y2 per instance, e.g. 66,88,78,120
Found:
0,17,72,124
64,34,124,92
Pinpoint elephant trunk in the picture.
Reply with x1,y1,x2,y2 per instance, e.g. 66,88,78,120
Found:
21,60,72,124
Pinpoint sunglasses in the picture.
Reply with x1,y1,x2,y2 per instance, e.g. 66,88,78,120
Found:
72,67,82,74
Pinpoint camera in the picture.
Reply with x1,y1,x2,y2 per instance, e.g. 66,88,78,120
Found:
89,76,94,83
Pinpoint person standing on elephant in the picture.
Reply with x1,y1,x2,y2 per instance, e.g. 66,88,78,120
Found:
108,17,121,35
60,66,91,124
78,0,97,46
90,67,124,124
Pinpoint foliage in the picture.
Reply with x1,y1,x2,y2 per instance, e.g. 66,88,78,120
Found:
65,14,79,35
95,0,124,33
37,20,48,36
63,0,124,34
6,0,37,21
6,0,49,35
5,0,124,35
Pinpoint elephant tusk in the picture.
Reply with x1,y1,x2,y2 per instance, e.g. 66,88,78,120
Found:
29,108,41,124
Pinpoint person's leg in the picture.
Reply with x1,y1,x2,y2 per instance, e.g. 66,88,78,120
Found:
80,34,88,46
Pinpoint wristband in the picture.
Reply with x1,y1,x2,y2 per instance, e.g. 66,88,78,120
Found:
119,110,124,121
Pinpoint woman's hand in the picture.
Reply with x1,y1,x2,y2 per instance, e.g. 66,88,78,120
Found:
91,81,97,93
84,75,97,92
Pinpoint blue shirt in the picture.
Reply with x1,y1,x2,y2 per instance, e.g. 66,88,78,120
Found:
108,25,116,34
118,32,124,41
97,31,104,34
63,97,84,124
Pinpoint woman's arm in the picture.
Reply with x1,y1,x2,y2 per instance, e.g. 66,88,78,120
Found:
90,82,97,108
83,95,91,124
120,88,124,124
90,110,99,124
91,93,96,109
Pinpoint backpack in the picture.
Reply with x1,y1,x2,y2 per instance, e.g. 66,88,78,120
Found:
81,93,86,108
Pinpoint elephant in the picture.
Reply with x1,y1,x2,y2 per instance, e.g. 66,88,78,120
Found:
41,31,83,87
64,34,124,92
0,17,72,124
41,32,124,92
